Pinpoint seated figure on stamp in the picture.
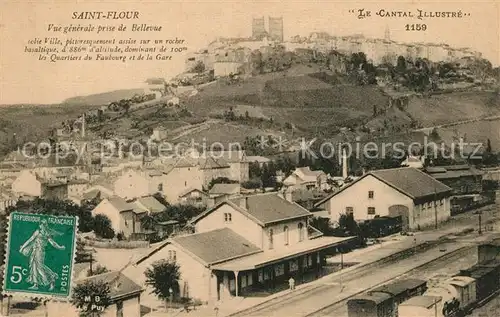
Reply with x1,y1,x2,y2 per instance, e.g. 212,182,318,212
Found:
19,219,66,291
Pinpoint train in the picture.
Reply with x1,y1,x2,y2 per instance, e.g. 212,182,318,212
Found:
347,279,427,317
347,244,500,317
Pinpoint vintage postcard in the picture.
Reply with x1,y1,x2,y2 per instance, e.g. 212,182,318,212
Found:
0,0,499,317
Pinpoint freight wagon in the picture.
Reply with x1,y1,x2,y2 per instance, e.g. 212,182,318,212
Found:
458,259,500,302
398,259,500,317
347,279,427,317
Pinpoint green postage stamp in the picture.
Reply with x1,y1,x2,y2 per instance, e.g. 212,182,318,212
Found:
2,212,78,299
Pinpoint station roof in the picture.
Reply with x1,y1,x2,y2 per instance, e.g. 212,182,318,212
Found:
211,236,355,271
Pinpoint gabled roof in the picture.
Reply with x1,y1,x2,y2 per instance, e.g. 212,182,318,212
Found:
76,271,143,300
171,228,262,265
178,187,208,198
199,156,230,170
82,189,100,201
315,167,452,206
132,196,166,213
209,183,240,195
191,193,312,227
107,196,134,212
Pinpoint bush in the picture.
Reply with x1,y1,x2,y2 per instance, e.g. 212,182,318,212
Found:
93,214,115,239
241,179,262,189
116,232,126,241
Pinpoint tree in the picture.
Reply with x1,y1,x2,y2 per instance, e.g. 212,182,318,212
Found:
153,204,205,225
482,138,498,166
430,128,440,142
190,61,205,74
249,162,262,179
207,177,238,190
6,198,95,232
396,56,407,73
75,237,91,263
93,214,115,239
72,279,111,317
145,260,181,308
87,265,109,277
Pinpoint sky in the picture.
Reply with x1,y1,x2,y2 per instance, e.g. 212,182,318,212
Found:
0,0,499,105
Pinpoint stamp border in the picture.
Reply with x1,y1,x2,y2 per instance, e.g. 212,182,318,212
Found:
2,211,80,302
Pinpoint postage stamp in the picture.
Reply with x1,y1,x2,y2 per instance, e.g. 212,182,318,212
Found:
2,212,78,299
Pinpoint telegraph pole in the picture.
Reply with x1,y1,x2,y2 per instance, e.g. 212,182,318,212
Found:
434,184,438,230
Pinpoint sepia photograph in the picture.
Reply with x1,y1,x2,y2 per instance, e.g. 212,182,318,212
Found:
0,0,500,316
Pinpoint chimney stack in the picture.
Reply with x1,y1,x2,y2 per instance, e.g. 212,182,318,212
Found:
342,148,348,179
240,196,249,209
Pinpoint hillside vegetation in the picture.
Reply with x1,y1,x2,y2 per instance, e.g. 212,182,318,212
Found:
63,89,145,106
406,91,500,127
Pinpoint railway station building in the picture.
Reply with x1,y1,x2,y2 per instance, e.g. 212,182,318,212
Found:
131,193,355,303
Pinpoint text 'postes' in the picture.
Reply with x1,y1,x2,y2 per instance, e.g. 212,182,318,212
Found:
72,11,140,20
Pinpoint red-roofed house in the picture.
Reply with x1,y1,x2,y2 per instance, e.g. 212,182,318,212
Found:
132,193,354,303
314,167,453,231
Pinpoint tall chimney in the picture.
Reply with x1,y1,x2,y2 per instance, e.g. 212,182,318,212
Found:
342,148,348,179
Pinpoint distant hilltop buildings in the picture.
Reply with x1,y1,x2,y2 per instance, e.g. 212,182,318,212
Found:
252,16,284,42
183,18,484,78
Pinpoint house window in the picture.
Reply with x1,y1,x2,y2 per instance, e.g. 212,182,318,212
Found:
247,273,253,286
274,264,285,276
298,222,304,242
168,250,177,261
440,199,444,206
368,191,374,199
367,207,376,215
158,183,163,192
269,229,274,249
224,213,232,223
289,259,299,272
185,181,187,186
284,226,289,245
345,207,354,215
116,301,124,317
258,270,263,282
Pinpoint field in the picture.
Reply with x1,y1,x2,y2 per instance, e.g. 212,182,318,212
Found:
439,119,500,149
406,91,500,127
0,68,499,160
0,104,99,157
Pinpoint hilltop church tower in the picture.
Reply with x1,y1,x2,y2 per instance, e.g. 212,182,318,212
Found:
252,17,267,40
268,16,284,42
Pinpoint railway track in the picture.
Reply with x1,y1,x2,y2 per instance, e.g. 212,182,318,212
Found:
228,237,462,317
305,245,475,317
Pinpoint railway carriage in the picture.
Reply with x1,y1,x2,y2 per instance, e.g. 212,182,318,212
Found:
347,279,427,317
